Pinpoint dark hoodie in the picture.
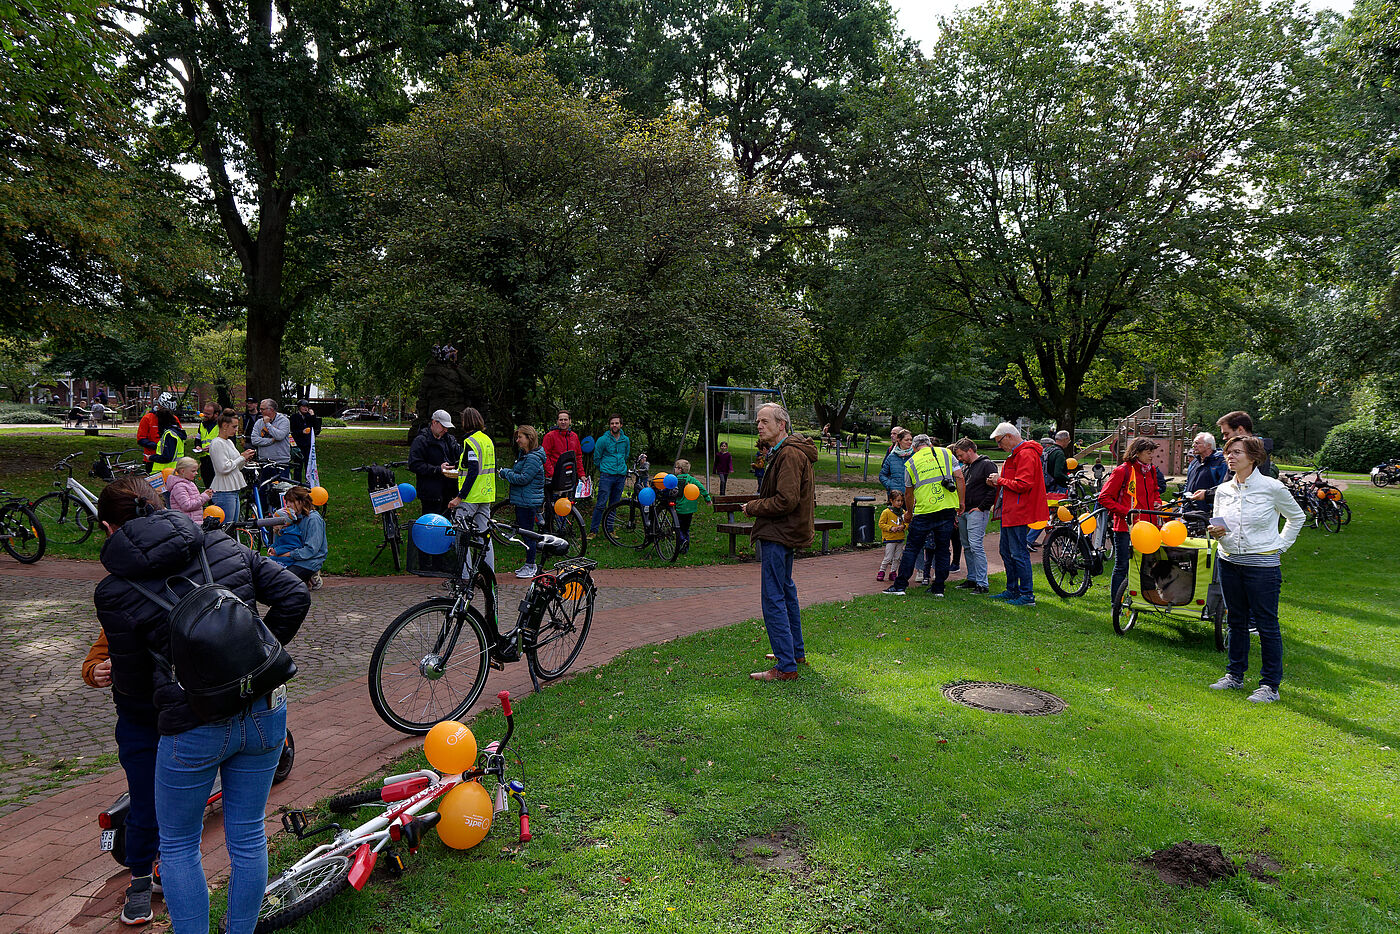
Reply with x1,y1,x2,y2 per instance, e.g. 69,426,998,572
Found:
94,510,310,735
749,434,820,549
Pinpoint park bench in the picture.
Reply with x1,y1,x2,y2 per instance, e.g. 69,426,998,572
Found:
713,518,844,558
711,494,752,516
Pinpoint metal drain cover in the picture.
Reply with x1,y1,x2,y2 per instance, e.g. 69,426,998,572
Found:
941,681,1066,716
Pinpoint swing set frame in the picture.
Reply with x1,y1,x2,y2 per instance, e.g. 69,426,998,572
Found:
678,383,786,490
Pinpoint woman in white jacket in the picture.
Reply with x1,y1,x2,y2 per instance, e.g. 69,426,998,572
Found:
208,413,256,524
1207,435,1305,703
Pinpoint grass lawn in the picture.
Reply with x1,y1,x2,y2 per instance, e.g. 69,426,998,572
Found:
249,488,1399,933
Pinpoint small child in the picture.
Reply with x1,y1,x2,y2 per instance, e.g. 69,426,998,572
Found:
753,442,768,488
268,486,328,590
715,442,733,496
878,490,906,581
672,459,712,555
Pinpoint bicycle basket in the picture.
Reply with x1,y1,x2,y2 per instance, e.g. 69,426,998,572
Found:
406,534,466,578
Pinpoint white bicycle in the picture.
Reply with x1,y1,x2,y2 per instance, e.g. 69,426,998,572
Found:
32,451,129,545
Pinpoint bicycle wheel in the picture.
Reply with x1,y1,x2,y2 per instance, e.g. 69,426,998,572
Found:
1318,500,1341,533
602,500,648,549
526,573,596,680
369,599,491,734
32,491,94,545
327,786,386,813
256,853,353,933
547,505,587,559
1,504,46,564
1339,500,1352,526
1042,528,1092,598
382,511,403,570
653,505,680,563
1373,472,1390,488
1112,579,1136,635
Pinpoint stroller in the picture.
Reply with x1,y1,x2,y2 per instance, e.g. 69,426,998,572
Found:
1111,508,1226,651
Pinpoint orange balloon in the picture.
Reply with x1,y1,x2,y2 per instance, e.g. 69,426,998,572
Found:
1078,514,1097,535
1329,489,1342,501
1028,520,1048,530
553,497,572,517
1057,505,1073,523
1066,458,1079,471
1131,520,1162,554
684,483,700,501
437,781,493,850
161,467,174,481
1315,489,1327,500
309,486,329,506
561,580,585,601
423,720,477,775
1160,519,1188,548
203,504,225,521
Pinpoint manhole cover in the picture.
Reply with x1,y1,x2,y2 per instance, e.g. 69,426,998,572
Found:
941,681,1066,716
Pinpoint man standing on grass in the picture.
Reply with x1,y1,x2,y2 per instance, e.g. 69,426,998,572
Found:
988,422,1048,606
953,438,996,594
589,414,630,538
744,403,817,682
881,434,964,597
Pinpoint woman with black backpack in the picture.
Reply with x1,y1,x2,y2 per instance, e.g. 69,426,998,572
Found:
94,476,310,933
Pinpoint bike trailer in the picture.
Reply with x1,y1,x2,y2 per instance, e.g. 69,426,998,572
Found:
1127,536,1215,609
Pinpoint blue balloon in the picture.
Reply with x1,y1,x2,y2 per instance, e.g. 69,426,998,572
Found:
663,473,679,490
398,482,417,504
637,486,656,507
581,435,596,454
412,513,453,555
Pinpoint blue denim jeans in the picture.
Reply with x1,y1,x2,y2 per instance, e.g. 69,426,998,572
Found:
115,711,159,877
515,506,539,564
759,541,804,671
998,524,1034,598
588,473,627,533
896,511,955,591
1110,529,1133,600
1219,560,1284,688
962,510,990,587
210,490,241,526
156,695,286,934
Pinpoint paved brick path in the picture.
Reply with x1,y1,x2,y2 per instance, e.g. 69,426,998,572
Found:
0,538,1005,933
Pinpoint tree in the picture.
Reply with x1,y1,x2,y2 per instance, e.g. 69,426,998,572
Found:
843,0,1323,432
0,338,45,402
46,333,175,392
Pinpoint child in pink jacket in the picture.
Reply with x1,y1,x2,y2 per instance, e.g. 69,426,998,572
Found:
166,456,212,524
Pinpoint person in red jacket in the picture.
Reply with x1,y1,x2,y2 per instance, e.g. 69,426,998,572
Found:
137,392,182,466
1097,437,1163,602
540,410,584,496
988,422,1048,605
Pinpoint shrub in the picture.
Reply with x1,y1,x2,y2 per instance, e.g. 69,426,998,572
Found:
0,409,60,425
321,417,347,428
1317,420,1400,472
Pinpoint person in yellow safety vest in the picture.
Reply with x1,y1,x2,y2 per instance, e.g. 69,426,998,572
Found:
882,433,965,596
193,402,220,487
445,406,496,571
149,408,187,476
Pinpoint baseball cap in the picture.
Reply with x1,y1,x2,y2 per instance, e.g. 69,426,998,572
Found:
990,422,1019,440
431,409,454,428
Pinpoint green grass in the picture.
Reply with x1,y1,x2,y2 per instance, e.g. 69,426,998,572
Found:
250,488,1400,933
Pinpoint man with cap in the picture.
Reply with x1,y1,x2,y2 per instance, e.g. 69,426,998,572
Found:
408,409,463,518
882,434,964,596
988,422,1049,606
289,400,322,483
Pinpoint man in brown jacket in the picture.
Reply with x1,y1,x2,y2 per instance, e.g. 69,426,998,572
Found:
743,402,819,681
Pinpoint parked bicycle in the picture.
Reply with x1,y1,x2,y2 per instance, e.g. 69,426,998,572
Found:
0,489,45,563
32,452,102,545
88,448,148,482
1040,501,1115,598
1281,467,1346,533
351,460,410,570
372,517,594,733
598,460,681,562
256,691,529,932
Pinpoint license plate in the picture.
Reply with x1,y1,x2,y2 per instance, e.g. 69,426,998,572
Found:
100,828,116,851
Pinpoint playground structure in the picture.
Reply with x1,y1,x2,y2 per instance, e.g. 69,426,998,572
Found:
1074,402,1193,477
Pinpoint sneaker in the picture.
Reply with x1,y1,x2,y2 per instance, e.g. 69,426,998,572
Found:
1247,685,1280,703
955,580,977,590
309,571,323,591
1027,542,1040,552
876,570,885,581
121,875,153,926
929,589,945,598
1009,595,1037,607
949,565,960,573
990,591,1015,601
514,564,537,579
1209,675,1245,690
974,584,990,594
881,585,907,595
151,864,161,895
587,532,598,540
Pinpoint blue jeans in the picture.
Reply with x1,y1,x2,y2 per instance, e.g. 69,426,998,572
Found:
962,510,990,587
759,541,804,671
895,511,955,591
1219,560,1284,688
588,473,627,533
998,524,1034,598
156,695,287,934
115,711,159,877
1110,530,1133,600
515,506,539,564
210,490,242,525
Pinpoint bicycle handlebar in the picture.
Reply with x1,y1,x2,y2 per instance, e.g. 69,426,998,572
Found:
350,461,409,472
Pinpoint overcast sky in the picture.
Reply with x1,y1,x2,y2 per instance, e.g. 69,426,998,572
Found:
890,0,1354,53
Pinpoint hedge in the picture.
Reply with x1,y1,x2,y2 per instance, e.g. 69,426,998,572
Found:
1317,420,1400,473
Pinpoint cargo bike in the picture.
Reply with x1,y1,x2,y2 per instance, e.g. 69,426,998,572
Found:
1110,507,1226,651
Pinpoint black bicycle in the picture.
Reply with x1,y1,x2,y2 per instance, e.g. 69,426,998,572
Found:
599,463,681,561
370,518,595,734
0,489,46,563
351,461,410,571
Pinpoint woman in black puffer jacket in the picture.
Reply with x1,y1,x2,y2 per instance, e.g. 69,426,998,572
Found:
95,477,309,934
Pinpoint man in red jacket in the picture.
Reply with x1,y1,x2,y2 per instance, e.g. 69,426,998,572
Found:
988,422,1048,605
541,410,584,496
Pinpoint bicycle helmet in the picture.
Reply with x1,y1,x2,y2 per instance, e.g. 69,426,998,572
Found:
155,392,177,410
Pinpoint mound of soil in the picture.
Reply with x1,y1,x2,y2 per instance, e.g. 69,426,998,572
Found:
1139,841,1237,888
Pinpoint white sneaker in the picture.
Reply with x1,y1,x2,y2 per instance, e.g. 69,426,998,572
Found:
309,571,323,591
1209,675,1245,690
1247,685,1279,703
514,565,537,579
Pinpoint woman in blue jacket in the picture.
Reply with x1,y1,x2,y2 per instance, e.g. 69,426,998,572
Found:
498,425,546,577
268,487,328,590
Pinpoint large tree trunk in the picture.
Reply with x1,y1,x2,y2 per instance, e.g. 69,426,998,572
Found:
814,376,861,437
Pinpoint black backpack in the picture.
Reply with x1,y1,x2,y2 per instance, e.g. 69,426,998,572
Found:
552,448,579,497
128,546,297,722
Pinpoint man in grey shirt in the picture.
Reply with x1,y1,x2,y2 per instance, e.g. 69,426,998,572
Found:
251,398,293,479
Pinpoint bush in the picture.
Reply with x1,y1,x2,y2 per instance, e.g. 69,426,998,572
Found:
321,417,347,428
1317,420,1400,472
0,407,61,425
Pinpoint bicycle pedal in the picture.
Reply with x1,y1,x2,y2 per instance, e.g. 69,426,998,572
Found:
489,657,504,671
384,849,406,877
280,810,307,836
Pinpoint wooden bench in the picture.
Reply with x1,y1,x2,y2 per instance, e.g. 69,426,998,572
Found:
711,494,753,516
714,518,844,557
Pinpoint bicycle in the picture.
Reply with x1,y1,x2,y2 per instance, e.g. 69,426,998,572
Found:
256,691,530,932
351,460,410,570
32,452,102,545
1371,458,1400,488
0,490,46,563
489,493,588,561
372,518,595,734
88,447,148,482
598,462,681,562
1040,501,1115,598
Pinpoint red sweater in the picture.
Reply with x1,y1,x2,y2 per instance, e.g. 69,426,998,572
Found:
541,428,583,479
1097,460,1161,533
997,439,1049,527
137,411,182,462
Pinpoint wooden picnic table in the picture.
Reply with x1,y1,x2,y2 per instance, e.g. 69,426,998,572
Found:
713,518,844,558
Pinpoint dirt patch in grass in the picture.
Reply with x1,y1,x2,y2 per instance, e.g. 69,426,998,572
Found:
1244,853,1283,884
1139,841,1237,888
734,825,810,876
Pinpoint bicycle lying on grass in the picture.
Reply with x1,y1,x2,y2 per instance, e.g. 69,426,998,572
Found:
372,517,595,733
256,691,529,933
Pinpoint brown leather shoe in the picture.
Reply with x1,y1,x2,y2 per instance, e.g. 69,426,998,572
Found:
765,654,808,664
750,667,799,681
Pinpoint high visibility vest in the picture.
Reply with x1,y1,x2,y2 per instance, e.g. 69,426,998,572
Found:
905,446,958,515
458,430,496,503
150,429,185,474
196,421,219,458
